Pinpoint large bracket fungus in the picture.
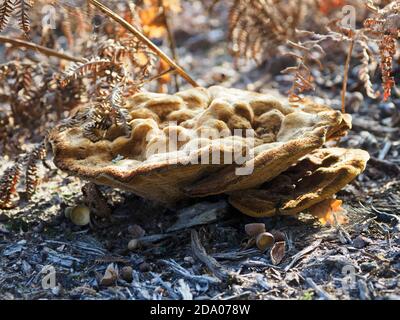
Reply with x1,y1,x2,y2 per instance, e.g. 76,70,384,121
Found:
49,86,368,216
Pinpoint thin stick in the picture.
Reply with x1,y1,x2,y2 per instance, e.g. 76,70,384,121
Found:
0,36,83,62
160,0,180,91
341,38,355,113
141,67,176,84
191,230,230,282
305,278,335,300
88,0,199,88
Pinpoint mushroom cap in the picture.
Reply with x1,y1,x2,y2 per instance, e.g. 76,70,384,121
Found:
69,205,91,226
228,148,370,217
245,223,266,237
256,232,275,251
49,86,352,206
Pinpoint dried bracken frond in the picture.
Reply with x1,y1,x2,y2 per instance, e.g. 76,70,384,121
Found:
0,0,14,32
363,1,400,100
358,38,379,99
0,111,10,154
0,60,54,126
25,142,47,200
61,58,116,88
282,40,325,103
378,34,396,101
15,0,32,34
60,31,157,97
74,87,131,142
96,37,156,88
0,157,23,209
0,0,32,34
228,0,305,62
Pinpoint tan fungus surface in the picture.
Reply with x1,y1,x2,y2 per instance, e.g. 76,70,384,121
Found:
49,86,357,207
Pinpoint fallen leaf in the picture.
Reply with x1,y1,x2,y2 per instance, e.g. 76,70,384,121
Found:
144,0,181,13
140,0,182,39
157,59,172,93
140,7,166,38
309,199,349,226
270,241,286,265
318,0,345,15
100,263,119,286
270,230,286,242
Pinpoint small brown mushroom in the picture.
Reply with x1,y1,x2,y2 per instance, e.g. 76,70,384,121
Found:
128,239,140,251
245,223,266,237
256,232,275,251
68,205,91,226
120,266,133,283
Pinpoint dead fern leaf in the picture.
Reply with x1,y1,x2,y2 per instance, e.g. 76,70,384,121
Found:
0,0,32,34
60,58,115,88
363,1,399,101
281,40,324,103
14,0,31,34
0,0,14,32
227,0,312,63
25,142,47,200
358,38,379,99
0,157,23,209
379,34,396,101
80,87,131,142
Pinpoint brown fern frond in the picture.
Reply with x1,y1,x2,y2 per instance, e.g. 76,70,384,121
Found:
97,37,156,82
363,1,399,101
87,0,198,87
0,0,32,34
25,142,47,200
61,14,74,48
82,87,131,142
227,0,311,63
379,34,396,101
282,40,325,103
14,0,32,34
358,38,379,99
60,58,115,87
0,0,14,32
0,158,23,209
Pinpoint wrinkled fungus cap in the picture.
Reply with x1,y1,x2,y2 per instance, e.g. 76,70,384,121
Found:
49,86,362,210
229,148,369,217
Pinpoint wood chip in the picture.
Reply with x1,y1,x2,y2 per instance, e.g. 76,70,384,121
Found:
270,241,286,265
305,277,335,300
191,230,231,282
284,239,322,272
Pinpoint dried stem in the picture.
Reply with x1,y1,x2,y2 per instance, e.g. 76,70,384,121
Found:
0,35,83,62
160,0,180,91
87,0,199,88
341,38,355,113
141,67,176,85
